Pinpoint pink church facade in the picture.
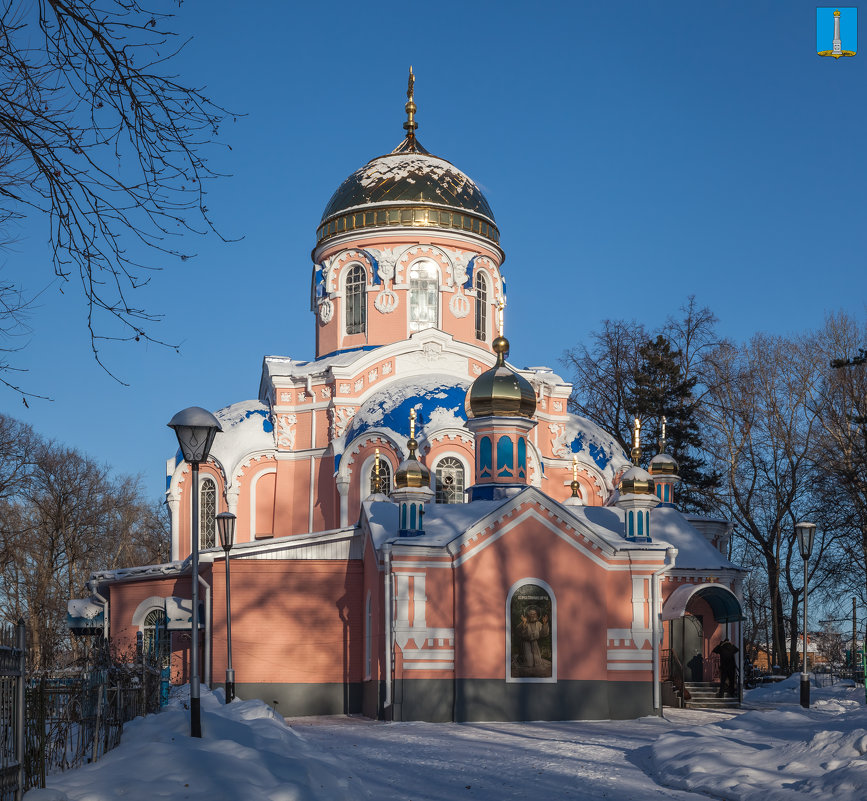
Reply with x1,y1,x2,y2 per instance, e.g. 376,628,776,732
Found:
74,82,745,721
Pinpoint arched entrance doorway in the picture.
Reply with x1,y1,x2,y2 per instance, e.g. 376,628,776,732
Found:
662,583,744,695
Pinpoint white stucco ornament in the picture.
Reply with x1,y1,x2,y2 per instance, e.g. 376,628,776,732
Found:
319,299,334,324
449,291,470,318
375,288,398,314
277,414,297,449
549,423,569,457
368,247,398,283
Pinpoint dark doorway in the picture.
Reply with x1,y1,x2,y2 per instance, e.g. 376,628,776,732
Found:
672,615,704,682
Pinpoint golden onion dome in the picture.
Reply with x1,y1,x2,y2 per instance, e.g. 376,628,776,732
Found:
648,452,679,476
317,141,499,248
316,71,498,249
465,337,537,419
394,435,431,489
619,465,656,496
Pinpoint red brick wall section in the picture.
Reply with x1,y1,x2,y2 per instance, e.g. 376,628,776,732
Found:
210,560,364,684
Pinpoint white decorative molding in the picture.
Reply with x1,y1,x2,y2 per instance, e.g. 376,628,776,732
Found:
367,247,398,283
279,392,292,404
382,361,393,375
332,407,356,438
318,298,333,324
320,387,332,399
339,383,351,394
449,251,475,287
449,291,470,318
277,414,297,449
472,363,482,376
354,378,364,392
368,368,378,383
553,401,563,412
548,423,569,457
374,288,398,314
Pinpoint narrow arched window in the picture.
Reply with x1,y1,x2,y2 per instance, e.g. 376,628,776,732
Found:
435,457,465,504
475,272,488,341
369,460,391,496
200,477,216,548
143,608,170,668
409,259,438,332
345,264,366,335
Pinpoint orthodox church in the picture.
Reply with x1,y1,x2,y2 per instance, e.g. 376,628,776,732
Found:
70,74,745,722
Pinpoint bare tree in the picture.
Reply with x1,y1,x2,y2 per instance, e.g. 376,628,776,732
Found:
0,0,233,380
0,413,170,670
702,333,836,672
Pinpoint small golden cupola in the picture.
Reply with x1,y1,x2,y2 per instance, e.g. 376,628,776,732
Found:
465,307,536,420
648,416,680,506
391,410,434,536
616,417,658,541
465,309,538,501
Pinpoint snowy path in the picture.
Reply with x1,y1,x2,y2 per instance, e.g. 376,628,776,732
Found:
26,679,867,801
286,709,736,801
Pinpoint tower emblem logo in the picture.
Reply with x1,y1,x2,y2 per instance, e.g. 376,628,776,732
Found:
817,8,857,58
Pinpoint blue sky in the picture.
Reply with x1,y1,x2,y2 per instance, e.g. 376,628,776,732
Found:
1,1,865,501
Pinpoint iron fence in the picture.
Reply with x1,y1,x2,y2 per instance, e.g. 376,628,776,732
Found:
1,622,163,800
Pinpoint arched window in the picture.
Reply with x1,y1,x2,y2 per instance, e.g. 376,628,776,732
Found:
435,457,465,504
409,259,438,332
369,460,391,496
143,608,170,668
345,264,366,335
474,272,488,341
200,477,216,549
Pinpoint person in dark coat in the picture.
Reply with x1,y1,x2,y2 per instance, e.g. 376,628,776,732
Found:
713,637,739,697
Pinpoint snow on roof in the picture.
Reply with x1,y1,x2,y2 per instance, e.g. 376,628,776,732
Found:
336,374,470,458
651,506,740,571
262,348,369,380
364,497,505,550
208,400,275,480
565,413,630,480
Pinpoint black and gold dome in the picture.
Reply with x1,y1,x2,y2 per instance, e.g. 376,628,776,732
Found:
316,71,499,248
465,337,537,419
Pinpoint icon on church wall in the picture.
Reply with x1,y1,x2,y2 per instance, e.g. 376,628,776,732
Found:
510,584,553,679
817,8,857,58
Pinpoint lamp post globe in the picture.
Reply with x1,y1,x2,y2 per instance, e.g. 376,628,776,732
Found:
795,521,817,709
216,512,236,704
167,406,222,737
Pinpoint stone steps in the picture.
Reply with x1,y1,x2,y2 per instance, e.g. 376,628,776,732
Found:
683,681,741,710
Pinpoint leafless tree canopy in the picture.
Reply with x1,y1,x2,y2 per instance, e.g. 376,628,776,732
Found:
564,303,867,672
0,0,232,381
0,412,168,671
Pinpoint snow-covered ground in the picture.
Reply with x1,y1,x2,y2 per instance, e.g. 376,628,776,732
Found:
25,676,867,801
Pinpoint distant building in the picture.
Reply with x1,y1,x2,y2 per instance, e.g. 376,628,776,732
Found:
69,76,745,721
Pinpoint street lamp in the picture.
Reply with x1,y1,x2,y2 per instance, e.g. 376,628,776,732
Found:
168,406,222,738
216,511,236,704
795,521,817,709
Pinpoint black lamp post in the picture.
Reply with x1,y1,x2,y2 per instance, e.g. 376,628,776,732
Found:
795,521,817,709
216,511,236,704
168,406,222,738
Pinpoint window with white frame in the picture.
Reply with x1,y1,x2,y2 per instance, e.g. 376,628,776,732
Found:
435,457,465,504
369,460,391,496
345,264,366,335
409,259,438,332
200,476,216,548
142,608,170,668
474,271,488,341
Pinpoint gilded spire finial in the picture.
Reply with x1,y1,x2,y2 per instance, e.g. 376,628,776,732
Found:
498,299,505,335
631,416,642,463
374,448,381,494
404,66,418,146
407,409,418,457
571,454,580,497
659,415,667,454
